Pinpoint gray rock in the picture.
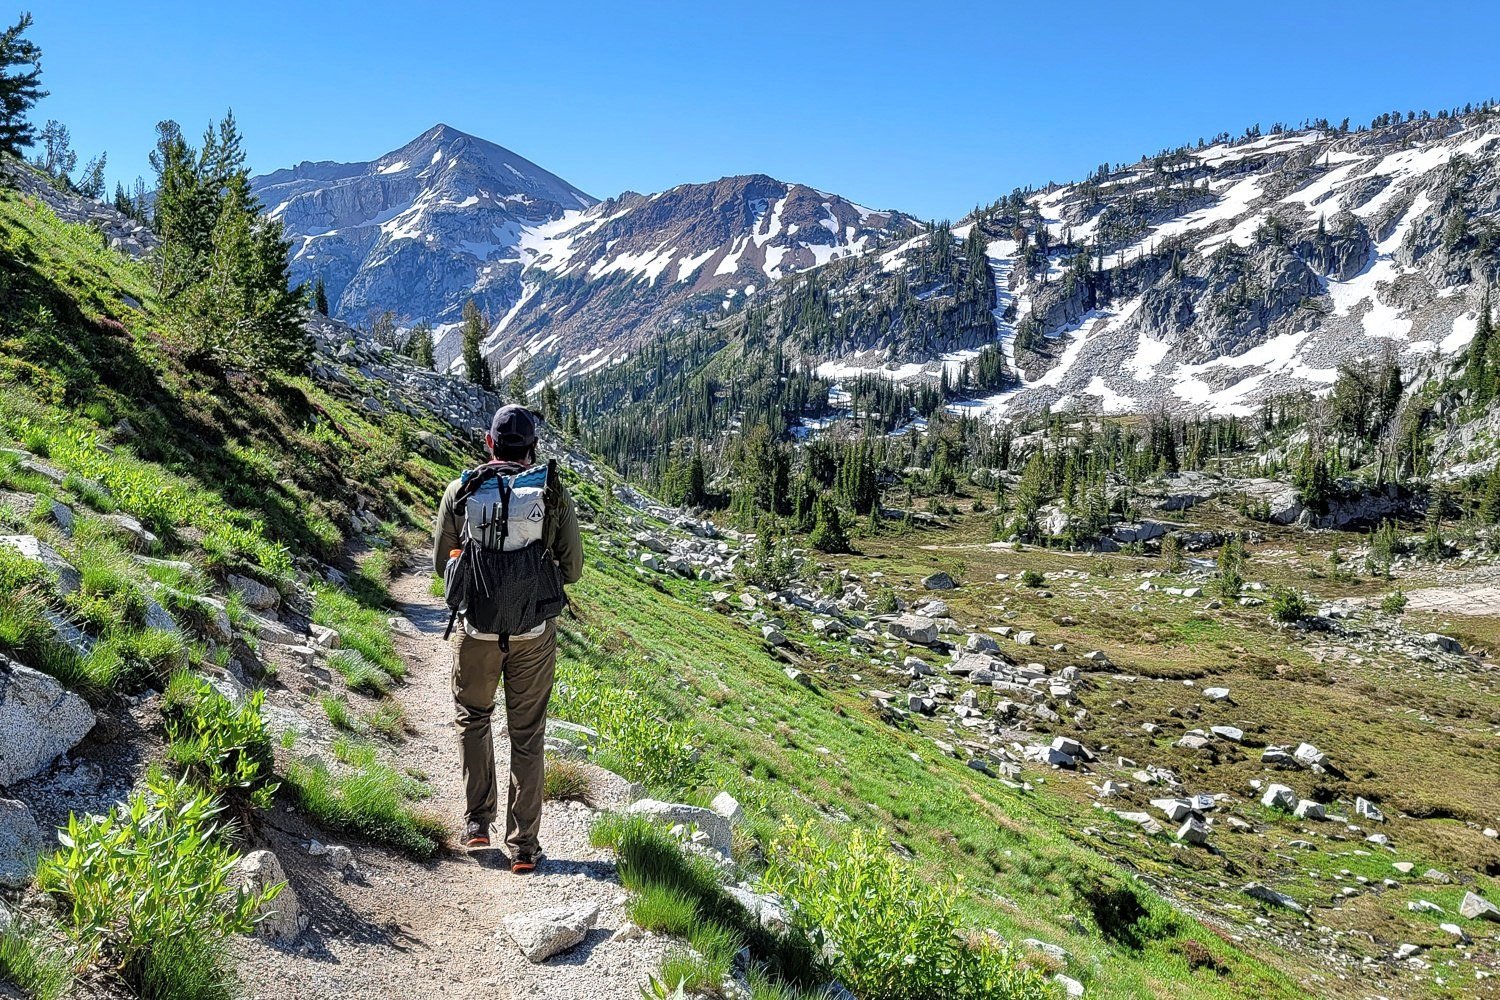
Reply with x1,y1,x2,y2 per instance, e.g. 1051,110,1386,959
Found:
235,849,303,944
1293,742,1325,768
1203,686,1230,701
1151,798,1192,822
1292,800,1325,821
1210,725,1243,742
783,666,811,686
888,615,939,646
502,902,599,963
710,792,743,825
0,655,96,785
1460,891,1499,922
1243,882,1305,913
101,513,157,550
0,535,81,594
762,626,787,647
625,799,732,856
1354,796,1385,823
228,573,280,611
1054,974,1085,998
922,571,956,590
1261,784,1298,812
1176,818,1210,845
0,799,44,887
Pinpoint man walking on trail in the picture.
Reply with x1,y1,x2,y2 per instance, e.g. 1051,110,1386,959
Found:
433,404,582,867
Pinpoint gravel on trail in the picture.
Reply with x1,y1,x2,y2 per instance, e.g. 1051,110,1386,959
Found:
236,570,668,1000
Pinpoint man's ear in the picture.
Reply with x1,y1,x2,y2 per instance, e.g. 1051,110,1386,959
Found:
484,432,495,455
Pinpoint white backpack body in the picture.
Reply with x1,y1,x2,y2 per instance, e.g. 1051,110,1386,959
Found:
460,463,550,551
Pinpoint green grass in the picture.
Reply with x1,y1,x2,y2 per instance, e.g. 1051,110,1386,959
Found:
363,701,408,742
321,694,356,731
313,587,405,681
565,530,1316,1000
329,649,393,696
542,755,591,802
626,882,700,937
0,922,72,1000
285,739,445,859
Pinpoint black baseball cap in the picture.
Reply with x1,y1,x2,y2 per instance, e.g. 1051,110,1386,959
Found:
490,404,538,450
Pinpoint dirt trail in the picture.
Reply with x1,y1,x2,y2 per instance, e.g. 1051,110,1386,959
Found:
238,569,665,1000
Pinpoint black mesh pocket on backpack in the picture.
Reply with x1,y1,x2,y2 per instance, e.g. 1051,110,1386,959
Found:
460,542,561,637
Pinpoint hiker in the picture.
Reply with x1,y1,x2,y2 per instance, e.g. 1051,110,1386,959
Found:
433,404,582,867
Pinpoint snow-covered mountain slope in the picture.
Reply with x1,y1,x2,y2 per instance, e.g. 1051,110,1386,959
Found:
489,176,916,381
250,124,597,330
253,128,915,380
814,112,1500,418
993,117,1500,415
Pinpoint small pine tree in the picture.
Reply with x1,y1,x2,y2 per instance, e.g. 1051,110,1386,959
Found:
809,496,851,553
0,13,44,158
460,299,492,390
507,352,531,405
540,379,560,424
403,321,434,368
313,276,329,316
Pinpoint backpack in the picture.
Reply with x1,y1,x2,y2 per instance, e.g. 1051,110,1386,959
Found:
442,460,566,644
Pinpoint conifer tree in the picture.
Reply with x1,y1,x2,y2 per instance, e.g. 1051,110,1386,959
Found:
507,352,531,405
540,379,560,423
0,12,43,158
150,113,307,372
460,299,492,390
312,276,329,316
404,321,434,368
809,495,851,553
1474,292,1497,402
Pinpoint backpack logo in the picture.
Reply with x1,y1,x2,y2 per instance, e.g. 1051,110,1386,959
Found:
526,503,544,522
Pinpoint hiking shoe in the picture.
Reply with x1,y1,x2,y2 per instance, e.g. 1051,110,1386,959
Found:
510,851,543,874
463,821,491,849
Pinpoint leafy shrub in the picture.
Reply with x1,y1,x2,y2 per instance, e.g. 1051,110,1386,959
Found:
761,822,1050,1000
1214,536,1246,599
554,681,702,792
1381,588,1409,615
870,587,900,615
37,776,277,994
163,673,278,808
1268,586,1309,624
1020,568,1046,588
285,741,445,859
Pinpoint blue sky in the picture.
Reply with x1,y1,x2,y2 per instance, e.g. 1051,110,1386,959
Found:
32,1,1500,219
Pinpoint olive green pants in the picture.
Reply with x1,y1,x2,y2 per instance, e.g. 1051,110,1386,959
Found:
452,621,555,856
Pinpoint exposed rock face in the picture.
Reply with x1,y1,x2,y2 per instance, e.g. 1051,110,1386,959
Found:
235,850,305,944
0,799,44,887
253,125,914,382
251,124,594,332
0,654,96,786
